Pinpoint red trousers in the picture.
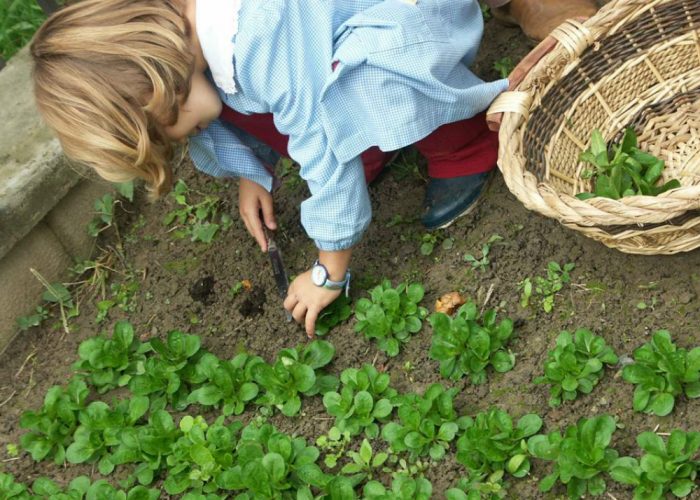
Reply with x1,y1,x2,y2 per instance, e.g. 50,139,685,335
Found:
219,107,497,184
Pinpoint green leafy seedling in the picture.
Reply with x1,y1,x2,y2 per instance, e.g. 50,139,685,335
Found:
464,235,502,272
163,180,228,243
535,329,618,407
19,377,89,464
316,294,353,336
577,128,681,200
622,330,700,416
363,474,433,499
446,470,508,499
519,261,575,313
316,426,352,469
429,301,515,383
528,415,619,499
73,320,149,393
456,408,542,478
254,340,338,416
354,280,428,357
323,364,397,438
493,57,515,79
382,384,468,460
341,439,388,482
610,430,700,499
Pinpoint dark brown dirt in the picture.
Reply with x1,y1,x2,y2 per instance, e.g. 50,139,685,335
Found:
2,10,700,500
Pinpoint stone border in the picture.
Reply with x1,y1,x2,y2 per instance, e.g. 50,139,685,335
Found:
0,47,112,352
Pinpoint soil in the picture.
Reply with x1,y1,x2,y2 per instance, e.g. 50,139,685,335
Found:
2,10,700,500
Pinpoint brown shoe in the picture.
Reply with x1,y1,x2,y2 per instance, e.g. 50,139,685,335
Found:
493,0,598,42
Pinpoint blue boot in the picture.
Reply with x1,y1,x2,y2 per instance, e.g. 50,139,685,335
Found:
422,172,491,230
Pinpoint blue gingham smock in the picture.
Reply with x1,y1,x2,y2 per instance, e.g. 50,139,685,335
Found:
188,0,508,251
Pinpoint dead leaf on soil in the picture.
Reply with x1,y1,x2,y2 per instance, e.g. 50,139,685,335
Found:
241,279,253,291
435,292,466,315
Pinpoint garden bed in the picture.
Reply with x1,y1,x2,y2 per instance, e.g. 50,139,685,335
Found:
1,13,699,500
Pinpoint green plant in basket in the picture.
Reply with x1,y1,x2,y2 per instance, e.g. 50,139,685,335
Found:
577,128,681,200
323,364,396,438
354,280,428,356
429,301,515,383
527,415,619,499
456,408,542,479
622,330,700,416
72,320,149,393
610,430,700,499
381,384,467,460
19,377,89,464
253,340,338,416
535,329,618,407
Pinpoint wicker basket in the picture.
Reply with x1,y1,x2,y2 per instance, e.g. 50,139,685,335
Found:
487,0,700,254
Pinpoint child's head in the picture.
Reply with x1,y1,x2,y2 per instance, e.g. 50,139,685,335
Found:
31,0,201,197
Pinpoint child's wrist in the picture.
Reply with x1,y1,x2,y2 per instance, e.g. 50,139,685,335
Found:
318,249,352,281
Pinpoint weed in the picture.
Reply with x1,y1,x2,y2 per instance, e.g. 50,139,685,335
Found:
519,261,575,313
341,438,388,482
447,470,508,499
163,180,230,243
16,305,49,331
316,426,352,469
464,234,502,271
420,234,439,256
0,0,45,60
493,57,515,79
364,474,432,499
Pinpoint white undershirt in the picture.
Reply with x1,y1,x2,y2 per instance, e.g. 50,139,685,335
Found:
196,0,242,94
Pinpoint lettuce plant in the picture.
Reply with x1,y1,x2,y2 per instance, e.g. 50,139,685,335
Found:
186,353,262,416
110,409,181,486
354,280,428,356
535,329,618,407
363,475,432,499
381,384,467,460
610,430,700,499
429,302,515,383
527,415,619,499
254,340,338,416
19,377,89,464
129,330,205,410
323,364,396,438
316,294,352,336
32,475,160,500
622,330,700,416
341,438,388,482
456,408,542,478
164,415,242,495
66,396,150,475
72,321,149,393
217,422,328,498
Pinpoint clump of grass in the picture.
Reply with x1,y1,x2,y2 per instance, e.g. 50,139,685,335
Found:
1,0,46,61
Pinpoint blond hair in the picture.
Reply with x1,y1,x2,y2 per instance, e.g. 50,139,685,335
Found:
31,0,194,198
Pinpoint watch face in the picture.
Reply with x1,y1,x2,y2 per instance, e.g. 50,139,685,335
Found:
311,264,327,286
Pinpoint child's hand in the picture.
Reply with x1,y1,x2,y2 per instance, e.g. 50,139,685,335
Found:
238,178,276,251
284,270,342,338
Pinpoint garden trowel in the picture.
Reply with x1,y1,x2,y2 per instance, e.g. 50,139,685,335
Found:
264,228,293,322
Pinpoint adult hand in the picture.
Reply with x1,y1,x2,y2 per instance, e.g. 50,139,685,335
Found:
284,270,341,338
238,178,276,251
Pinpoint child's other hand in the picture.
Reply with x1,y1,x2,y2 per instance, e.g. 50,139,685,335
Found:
238,178,276,251
284,270,341,338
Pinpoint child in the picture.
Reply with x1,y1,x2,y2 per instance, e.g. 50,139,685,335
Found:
32,0,510,337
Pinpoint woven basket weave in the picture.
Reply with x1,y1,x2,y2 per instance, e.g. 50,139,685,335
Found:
488,0,700,254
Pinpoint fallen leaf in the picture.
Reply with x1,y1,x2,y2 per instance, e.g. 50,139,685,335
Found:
435,292,466,315
242,279,253,291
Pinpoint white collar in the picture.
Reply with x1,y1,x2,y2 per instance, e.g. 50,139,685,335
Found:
196,0,242,94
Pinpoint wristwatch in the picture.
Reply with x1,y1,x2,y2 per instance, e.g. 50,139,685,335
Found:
311,260,351,296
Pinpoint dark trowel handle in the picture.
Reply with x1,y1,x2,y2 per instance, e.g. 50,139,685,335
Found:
264,229,293,322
